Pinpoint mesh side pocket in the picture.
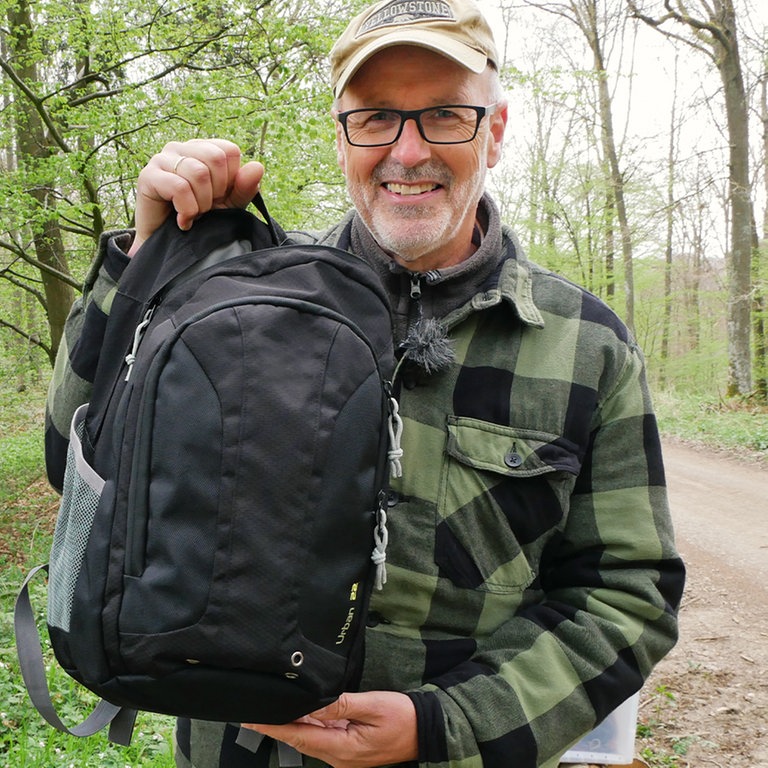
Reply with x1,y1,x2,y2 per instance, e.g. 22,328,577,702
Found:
48,403,105,632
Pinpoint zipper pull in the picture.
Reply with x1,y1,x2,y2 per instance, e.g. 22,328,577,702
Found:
409,273,422,300
124,307,155,381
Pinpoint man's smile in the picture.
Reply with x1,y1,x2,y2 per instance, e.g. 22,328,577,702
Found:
383,181,441,196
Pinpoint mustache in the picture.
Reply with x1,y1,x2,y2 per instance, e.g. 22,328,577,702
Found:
372,162,453,187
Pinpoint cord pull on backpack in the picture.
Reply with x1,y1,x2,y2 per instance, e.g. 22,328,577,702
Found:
15,196,400,745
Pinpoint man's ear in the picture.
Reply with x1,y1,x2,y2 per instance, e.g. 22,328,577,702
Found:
486,98,508,169
334,118,347,174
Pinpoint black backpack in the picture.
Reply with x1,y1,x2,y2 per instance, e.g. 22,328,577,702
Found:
15,197,401,745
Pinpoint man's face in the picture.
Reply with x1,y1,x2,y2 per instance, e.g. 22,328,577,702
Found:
335,46,507,272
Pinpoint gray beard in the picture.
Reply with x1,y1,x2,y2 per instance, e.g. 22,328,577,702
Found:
357,162,457,262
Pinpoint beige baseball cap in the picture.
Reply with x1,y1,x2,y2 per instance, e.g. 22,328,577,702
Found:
330,0,499,97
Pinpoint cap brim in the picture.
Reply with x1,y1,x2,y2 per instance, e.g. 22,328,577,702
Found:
333,30,488,97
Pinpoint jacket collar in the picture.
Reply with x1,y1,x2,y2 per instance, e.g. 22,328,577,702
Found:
293,196,545,330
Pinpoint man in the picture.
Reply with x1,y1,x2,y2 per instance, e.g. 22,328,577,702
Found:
45,0,685,766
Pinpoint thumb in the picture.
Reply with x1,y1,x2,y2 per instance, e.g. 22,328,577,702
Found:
228,161,265,208
309,692,358,723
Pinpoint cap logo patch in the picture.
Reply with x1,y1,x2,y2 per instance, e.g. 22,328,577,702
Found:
359,0,456,36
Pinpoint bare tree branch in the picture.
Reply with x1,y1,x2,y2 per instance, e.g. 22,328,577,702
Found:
66,36,227,107
626,0,715,60
0,242,82,289
662,0,730,50
0,57,72,154
1,270,48,308
0,317,52,357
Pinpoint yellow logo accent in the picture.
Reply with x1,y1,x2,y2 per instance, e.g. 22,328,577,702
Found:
349,582,359,601
336,607,355,645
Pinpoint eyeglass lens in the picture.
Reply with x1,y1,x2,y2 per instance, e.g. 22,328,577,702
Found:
343,106,483,146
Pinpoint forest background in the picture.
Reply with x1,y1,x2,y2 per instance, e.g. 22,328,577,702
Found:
2,0,768,402
0,0,767,765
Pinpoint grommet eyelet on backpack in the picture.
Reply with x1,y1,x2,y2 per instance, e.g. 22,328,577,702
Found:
290,651,304,667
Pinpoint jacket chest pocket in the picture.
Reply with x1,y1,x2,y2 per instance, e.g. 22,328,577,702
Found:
435,416,582,593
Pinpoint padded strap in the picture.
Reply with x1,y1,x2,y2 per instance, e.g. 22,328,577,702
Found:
235,727,303,766
14,564,137,745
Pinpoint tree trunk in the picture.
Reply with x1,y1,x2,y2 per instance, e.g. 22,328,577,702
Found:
661,62,678,388
628,0,759,397
752,71,768,402
690,212,702,354
718,1,754,396
604,189,616,301
7,0,75,365
581,0,634,330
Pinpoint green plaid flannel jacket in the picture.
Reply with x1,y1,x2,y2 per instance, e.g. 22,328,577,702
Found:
45,208,684,768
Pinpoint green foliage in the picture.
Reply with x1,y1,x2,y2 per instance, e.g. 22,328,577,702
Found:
0,430,43,502
0,381,47,503
1,0,764,405
639,746,680,767
635,684,681,767
1,0,363,360
654,388,768,456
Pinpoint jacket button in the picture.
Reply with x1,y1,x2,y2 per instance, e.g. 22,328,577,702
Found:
386,490,400,507
504,451,523,468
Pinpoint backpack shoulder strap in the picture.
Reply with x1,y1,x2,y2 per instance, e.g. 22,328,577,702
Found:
14,565,138,745
236,727,304,767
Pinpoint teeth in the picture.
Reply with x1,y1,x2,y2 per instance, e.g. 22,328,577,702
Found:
385,182,437,196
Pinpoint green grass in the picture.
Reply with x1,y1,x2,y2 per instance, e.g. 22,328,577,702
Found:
0,564,175,767
654,387,768,459
0,385,47,505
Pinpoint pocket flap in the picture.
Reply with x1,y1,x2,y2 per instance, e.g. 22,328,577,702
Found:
445,417,581,477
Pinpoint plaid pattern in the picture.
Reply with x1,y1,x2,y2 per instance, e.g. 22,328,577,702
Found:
44,216,684,768
378,254,683,767
45,231,131,491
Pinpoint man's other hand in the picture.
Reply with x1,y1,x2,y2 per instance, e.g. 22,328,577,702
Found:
244,691,419,768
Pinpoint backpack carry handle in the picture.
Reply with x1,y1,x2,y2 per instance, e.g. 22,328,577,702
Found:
14,565,138,745
251,192,282,246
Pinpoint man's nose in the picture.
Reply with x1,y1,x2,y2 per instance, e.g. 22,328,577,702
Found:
389,118,431,166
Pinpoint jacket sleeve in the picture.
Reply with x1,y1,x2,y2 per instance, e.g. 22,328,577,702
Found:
45,231,133,491
406,344,685,768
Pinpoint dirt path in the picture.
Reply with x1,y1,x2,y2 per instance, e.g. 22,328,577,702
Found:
637,440,768,766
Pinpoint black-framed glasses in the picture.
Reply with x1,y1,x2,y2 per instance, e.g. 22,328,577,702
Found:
335,104,498,147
